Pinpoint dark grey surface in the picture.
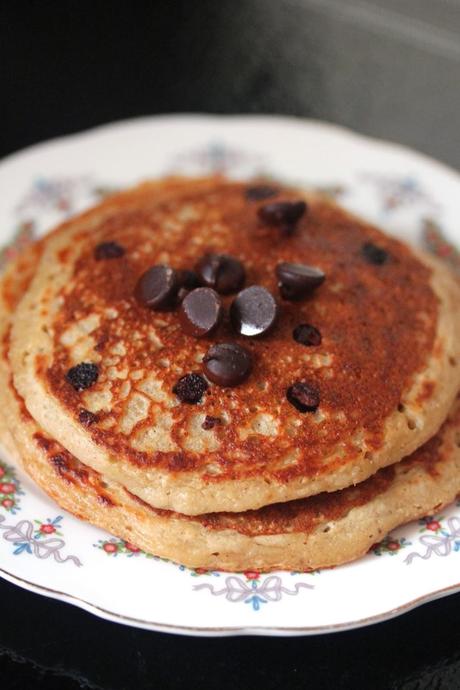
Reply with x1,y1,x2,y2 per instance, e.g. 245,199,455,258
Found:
2,1,460,169
208,0,460,168
1,2,460,688
1,577,460,690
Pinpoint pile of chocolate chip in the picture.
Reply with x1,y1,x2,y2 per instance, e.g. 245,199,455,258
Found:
134,197,326,411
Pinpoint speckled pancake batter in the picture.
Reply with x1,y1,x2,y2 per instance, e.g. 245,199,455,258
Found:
2,242,460,572
9,178,460,514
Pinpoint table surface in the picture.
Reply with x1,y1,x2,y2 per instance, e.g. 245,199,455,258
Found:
2,2,460,688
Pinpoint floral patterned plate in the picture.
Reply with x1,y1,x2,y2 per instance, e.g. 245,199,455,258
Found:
0,115,459,636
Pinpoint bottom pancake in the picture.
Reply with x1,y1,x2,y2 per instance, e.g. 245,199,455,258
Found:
2,365,460,571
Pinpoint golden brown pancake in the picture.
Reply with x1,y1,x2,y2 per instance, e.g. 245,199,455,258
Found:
2,246,460,571
9,177,460,514
5,388,460,572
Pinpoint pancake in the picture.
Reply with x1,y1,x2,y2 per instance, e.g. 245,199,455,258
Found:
9,177,460,514
0,244,44,462
6,389,460,572
2,248,460,572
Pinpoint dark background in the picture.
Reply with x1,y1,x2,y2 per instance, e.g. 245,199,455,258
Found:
3,0,460,169
2,1,460,688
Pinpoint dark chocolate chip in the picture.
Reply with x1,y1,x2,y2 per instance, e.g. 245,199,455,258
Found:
177,287,190,302
176,270,201,302
230,285,278,337
94,241,125,260
276,262,325,300
286,382,320,413
173,373,208,404
203,343,253,387
134,265,179,311
293,323,322,347
202,415,221,430
362,242,389,265
78,409,99,426
245,185,279,201
258,200,307,235
179,288,223,337
177,269,201,291
66,363,99,391
195,254,245,294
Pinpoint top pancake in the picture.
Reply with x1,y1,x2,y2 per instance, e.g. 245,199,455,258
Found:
10,177,460,514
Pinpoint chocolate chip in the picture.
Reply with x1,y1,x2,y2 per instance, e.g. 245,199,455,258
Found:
203,343,252,387
286,382,320,413
66,363,99,391
177,269,201,291
173,373,208,404
78,409,99,426
293,324,322,347
276,262,325,300
362,242,389,265
134,265,179,311
94,241,125,260
195,254,245,294
176,270,201,303
179,288,223,337
245,185,279,201
230,285,278,337
177,287,190,302
258,200,307,235
202,415,221,430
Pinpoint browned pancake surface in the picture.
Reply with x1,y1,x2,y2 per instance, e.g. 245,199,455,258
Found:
26,393,460,538
4,216,460,570
43,182,437,480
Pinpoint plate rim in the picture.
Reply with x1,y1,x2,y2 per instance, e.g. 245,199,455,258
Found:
2,565,460,637
1,112,460,186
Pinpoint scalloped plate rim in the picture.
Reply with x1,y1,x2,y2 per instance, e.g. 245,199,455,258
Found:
2,113,460,185
2,565,460,637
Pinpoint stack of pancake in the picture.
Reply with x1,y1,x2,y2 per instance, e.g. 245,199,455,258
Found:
2,177,460,572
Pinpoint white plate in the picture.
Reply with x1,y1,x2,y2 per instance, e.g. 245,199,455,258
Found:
0,115,459,637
